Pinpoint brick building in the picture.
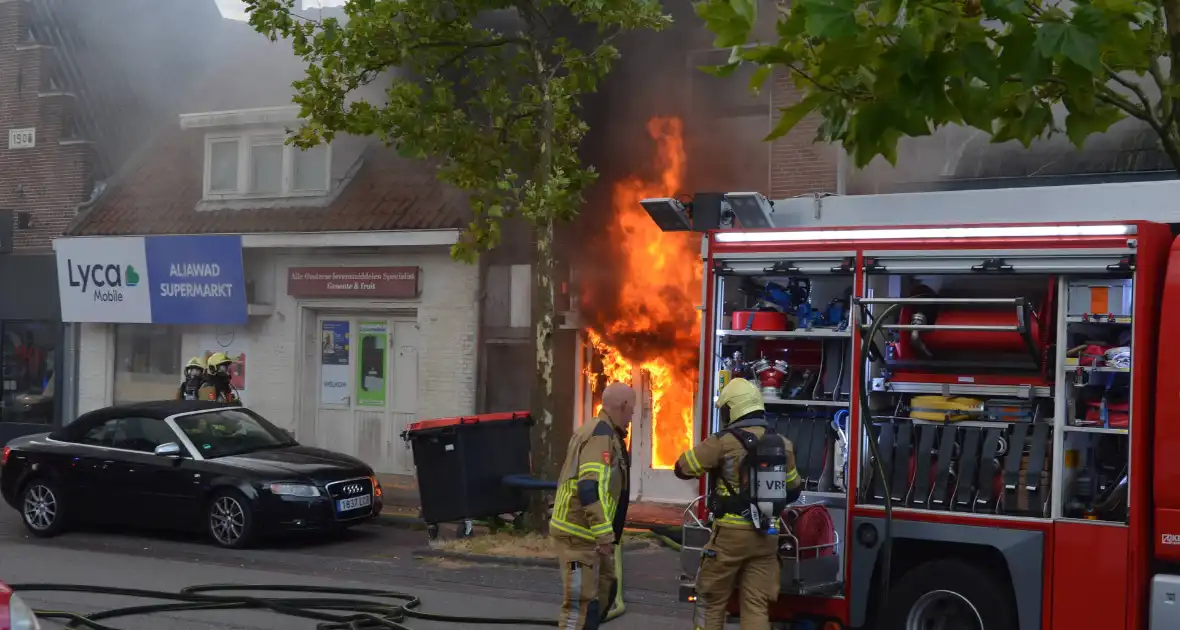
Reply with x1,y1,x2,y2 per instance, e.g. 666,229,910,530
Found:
0,0,218,443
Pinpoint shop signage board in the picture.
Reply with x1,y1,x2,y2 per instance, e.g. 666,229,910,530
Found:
287,267,419,299
356,321,387,407
54,235,247,324
320,320,351,405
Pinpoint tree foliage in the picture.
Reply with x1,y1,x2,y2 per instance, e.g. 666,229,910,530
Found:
243,0,669,261
695,0,1180,170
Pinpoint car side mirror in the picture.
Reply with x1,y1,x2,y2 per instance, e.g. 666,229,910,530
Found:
154,442,182,458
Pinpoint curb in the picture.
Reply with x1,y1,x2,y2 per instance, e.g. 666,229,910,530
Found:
374,511,679,532
413,541,651,568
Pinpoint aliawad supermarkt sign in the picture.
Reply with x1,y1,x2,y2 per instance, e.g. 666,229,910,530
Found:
54,235,247,325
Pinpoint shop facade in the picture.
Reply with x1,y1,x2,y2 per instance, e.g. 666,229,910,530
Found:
0,254,66,445
56,229,478,477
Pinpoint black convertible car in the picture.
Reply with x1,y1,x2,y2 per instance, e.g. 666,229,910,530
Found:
0,400,383,548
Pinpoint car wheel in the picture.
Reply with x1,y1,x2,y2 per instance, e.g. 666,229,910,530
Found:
206,490,256,549
21,478,66,537
879,559,1016,630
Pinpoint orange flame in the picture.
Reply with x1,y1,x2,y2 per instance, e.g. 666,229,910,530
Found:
585,117,702,469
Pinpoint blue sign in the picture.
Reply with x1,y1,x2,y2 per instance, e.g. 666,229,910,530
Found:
144,235,247,325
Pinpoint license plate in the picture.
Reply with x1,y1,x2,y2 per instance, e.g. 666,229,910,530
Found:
336,494,372,512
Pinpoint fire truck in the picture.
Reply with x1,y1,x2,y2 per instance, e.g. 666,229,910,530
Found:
639,181,1180,630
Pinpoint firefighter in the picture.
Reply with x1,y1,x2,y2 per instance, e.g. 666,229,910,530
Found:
176,357,207,401
201,352,241,405
550,381,635,630
674,377,802,630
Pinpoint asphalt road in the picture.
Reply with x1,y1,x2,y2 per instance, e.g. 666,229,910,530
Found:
0,506,692,629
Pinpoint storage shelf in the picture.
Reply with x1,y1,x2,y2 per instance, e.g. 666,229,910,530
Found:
1062,425,1128,435
717,328,852,339
764,396,849,408
871,380,1053,399
1063,365,1130,373
1066,315,1132,325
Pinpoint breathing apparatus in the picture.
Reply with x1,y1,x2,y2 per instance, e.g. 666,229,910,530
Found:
711,378,793,535
206,352,238,402
180,357,206,401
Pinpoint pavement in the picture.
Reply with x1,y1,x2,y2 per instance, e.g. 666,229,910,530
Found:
0,504,692,629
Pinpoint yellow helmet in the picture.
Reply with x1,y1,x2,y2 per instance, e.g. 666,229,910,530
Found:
206,352,232,372
716,378,764,423
186,357,206,369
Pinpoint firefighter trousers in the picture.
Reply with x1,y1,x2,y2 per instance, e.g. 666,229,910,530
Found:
693,525,781,630
553,534,617,630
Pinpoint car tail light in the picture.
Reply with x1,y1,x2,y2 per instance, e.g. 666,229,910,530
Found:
370,476,383,498
1,447,10,466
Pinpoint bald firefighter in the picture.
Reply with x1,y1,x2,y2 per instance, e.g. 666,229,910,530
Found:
550,382,636,630
674,378,802,630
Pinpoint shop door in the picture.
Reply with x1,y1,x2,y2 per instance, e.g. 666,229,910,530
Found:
314,316,419,476
629,370,699,505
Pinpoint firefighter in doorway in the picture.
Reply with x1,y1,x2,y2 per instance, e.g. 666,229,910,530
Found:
674,377,802,630
176,357,207,401
550,382,635,630
201,352,241,405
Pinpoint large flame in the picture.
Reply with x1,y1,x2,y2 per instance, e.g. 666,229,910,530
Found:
585,117,702,469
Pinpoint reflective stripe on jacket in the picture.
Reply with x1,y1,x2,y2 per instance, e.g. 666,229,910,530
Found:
550,413,628,543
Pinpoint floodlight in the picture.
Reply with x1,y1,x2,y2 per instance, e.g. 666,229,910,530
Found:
639,197,692,232
724,192,775,229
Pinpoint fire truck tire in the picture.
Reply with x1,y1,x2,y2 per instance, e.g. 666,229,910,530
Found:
879,559,1016,630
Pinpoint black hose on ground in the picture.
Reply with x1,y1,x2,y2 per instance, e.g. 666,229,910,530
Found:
858,302,900,625
12,583,559,629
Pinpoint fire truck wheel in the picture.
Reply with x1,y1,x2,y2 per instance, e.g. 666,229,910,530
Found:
880,558,1016,630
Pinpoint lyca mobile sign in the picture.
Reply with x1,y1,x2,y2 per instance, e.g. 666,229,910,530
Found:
55,235,247,324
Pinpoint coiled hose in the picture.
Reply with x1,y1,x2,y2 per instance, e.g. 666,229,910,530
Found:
859,302,900,624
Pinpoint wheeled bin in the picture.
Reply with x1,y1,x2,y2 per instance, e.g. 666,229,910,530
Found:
401,411,534,538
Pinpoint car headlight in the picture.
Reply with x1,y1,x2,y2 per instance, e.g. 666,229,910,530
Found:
267,483,321,498
9,593,42,630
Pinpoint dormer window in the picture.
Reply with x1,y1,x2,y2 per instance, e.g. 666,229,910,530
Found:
180,106,332,202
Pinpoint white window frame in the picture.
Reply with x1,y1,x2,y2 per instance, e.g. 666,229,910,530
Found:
203,130,332,201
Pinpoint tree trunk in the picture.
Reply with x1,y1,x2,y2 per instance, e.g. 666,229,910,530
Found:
528,217,558,532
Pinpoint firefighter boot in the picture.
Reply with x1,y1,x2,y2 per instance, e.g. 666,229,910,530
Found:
693,527,781,630
554,534,613,629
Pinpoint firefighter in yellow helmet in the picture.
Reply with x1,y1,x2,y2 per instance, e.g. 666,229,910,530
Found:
550,382,635,630
200,352,241,405
176,357,207,401
674,377,802,630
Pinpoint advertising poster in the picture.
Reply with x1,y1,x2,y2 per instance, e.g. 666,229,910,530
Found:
197,335,248,393
356,321,387,407
320,320,351,405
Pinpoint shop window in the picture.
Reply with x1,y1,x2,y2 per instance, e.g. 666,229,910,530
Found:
113,325,183,404
204,131,331,200
1,322,58,425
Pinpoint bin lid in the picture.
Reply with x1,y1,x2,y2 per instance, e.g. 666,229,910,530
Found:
405,411,531,433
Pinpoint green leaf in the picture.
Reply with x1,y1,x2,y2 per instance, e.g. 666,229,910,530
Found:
766,92,823,141
699,62,740,78
1036,22,1101,72
729,0,757,25
749,65,772,93
801,0,859,40
1065,104,1125,147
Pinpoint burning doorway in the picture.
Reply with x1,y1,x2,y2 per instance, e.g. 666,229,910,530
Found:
575,116,702,505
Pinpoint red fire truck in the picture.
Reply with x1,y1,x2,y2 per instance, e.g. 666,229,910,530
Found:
644,183,1180,630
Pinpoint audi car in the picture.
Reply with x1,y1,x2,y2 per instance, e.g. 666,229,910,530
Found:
0,581,40,630
0,401,383,548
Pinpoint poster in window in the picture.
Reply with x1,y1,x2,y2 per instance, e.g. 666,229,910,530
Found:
356,321,387,407
196,335,248,392
320,320,350,405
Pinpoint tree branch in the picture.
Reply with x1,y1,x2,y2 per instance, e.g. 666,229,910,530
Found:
1104,63,1156,119
1148,55,1173,126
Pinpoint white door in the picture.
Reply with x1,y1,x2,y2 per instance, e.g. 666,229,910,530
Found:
629,370,699,505
313,315,419,476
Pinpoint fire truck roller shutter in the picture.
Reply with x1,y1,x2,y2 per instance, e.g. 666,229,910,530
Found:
847,516,1043,630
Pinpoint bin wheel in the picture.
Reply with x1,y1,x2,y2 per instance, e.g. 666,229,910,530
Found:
427,524,440,541
456,520,474,539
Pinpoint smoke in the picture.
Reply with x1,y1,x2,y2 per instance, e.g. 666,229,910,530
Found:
574,2,767,365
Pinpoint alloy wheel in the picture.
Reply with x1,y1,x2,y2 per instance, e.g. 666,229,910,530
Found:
210,496,246,546
905,589,985,630
23,484,57,531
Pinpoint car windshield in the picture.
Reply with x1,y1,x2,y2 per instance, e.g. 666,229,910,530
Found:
174,409,295,458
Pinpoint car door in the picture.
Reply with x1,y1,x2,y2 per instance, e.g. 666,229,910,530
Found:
106,417,203,529
65,418,128,519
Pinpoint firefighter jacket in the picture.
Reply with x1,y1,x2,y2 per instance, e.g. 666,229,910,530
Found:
551,412,630,545
675,416,801,529
199,380,242,406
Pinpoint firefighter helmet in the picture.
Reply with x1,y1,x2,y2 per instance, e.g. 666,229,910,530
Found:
716,378,763,423
184,357,205,379
206,352,232,373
